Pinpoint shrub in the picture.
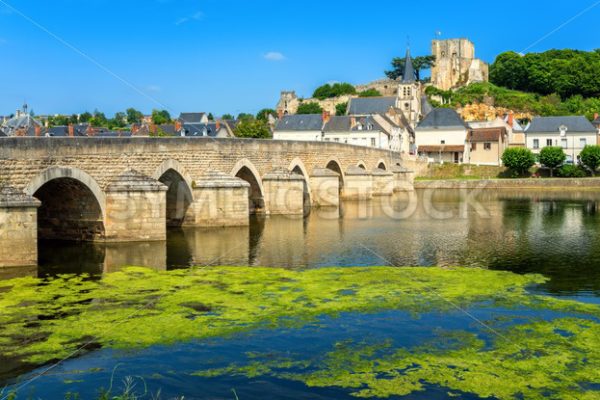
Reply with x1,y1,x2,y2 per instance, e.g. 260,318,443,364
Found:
580,145,600,176
501,148,536,176
539,146,566,177
296,102,323,115
557,165,587,178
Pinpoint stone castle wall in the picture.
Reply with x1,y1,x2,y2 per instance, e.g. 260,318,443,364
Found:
431,39,488,91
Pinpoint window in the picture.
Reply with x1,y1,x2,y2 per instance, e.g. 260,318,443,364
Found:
441,140,446,145
371,138,376,147
547,139,553,147
484,143,492,150
333,138,339,142
533,139,539,149
471,143,477,151
580,138,587,148
561,139,568,149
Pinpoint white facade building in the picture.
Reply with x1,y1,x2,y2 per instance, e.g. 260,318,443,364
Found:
415,108,468,164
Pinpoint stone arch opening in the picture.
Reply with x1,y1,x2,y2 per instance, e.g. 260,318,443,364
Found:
326,159,345,191
291,165,312,215
377,160,388,170
357,162,367,170
158,169,193,227
232,161,265,214
32,178,105,241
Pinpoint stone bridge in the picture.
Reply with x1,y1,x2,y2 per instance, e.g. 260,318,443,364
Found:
0,137,418,267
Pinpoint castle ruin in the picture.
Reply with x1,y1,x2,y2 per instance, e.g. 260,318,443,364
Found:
430,38,488,91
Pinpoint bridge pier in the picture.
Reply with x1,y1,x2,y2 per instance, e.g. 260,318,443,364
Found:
262,170,306,215
343,167,373,200
310,168,340,208
0,188,41,268
104,170,168,242
392,166,416,192
372,168,395,196
187,172,250,227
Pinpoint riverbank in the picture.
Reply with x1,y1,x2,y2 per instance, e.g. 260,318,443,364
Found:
415,177,600,190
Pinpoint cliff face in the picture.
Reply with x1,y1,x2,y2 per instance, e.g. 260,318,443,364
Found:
458,103,532,122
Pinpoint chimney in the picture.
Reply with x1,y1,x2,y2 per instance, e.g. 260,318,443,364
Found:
34,125,41,137
277,109,284,119
68,124,74,137
507,112,514,127
216,120,221,130
322,110,331,124
594,113,599,121
175,120,182,132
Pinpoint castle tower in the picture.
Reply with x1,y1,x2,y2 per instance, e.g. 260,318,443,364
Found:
397,48,422,127
431,38,489,90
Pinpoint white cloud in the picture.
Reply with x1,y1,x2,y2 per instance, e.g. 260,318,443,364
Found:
176,11,204,25
264,52,286,61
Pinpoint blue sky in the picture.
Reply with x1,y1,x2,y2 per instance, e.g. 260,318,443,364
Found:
0,0,598,117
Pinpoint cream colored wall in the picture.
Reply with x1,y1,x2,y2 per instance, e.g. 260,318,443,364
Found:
415,128,467,147
527,132,597,160
469,142,503,166
273,131,322,142
323,130,389,150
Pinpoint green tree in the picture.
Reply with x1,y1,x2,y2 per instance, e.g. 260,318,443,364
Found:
580,145,600,176
222,114,234,120
489,51,528,90
313,83,356,100
207,113,214,121
256,108,277,122
126,108,143,125
539,146,566,177
79,112,92,123
90,110,108,127
385,55,436,81
359,89,382,97
151,109,171,125
335,102,348,116
234,118,271,139
237,113,254,121
297,102,323,114
502,148,536,176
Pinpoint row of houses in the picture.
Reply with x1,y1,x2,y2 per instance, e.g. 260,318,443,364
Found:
0,110,236,138
416,109,600,165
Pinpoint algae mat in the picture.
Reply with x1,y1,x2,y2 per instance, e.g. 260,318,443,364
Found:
1,266,600,399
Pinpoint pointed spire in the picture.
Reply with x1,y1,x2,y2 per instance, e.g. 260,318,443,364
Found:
402,48,416,83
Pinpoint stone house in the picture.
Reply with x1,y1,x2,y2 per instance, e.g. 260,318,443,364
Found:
273,114,323,142
415,108,468,164
466,126,508,166
525,116,598,163
322,115,391,149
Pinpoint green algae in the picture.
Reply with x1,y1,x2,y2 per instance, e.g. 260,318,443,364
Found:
195,317,600,399
2,265,600,397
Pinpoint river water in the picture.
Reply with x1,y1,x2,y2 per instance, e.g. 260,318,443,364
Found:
2,189,600,399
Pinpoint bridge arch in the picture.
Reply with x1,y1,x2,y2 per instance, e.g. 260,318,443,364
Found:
231,159,266,214
288,158,313,211
153,160,194,227
25,167,106,241
356,161,367,170
325,158,346,191
376,159,388,170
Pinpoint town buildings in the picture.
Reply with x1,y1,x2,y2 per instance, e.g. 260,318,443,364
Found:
525,116,598,163
415,108,469,164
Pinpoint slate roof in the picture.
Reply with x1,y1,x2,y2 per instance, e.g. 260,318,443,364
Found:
416,108,467,130
421,95,433,117
323,116,385,134
527,116,596,133
469,127,507,142
275,114,323,131
179,113,206,124
593,116,600,126
46,126,70,137
402,48,416,83
181,123,225,138
347,97,397,115
0,129,6,137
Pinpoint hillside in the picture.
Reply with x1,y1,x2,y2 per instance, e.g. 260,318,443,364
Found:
428,82,600,121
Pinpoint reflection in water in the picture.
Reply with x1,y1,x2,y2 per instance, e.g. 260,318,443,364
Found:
34,189,600,296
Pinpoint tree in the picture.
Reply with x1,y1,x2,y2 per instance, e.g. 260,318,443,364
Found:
234,118,271,139
539,146,566,177
256,108,277,122
126,108,143,125
237,113,254,121
580,145,600,176
313,83,356,100
296,102,323,114
207,113,214,121
222,113,234,120
385,55,436,81
335,102,348,116
79,112,92,123
359,89,382,97
151,109,171,125
502,148,536,176
489,51,528,90
90,110,108,127
108,112,127,129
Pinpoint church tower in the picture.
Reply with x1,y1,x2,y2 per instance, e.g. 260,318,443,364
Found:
397,48,422,127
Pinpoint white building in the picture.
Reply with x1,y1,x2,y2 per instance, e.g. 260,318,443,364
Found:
322,115,390,149
415,108,468,164
273,114,323,142
525,116,598,163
